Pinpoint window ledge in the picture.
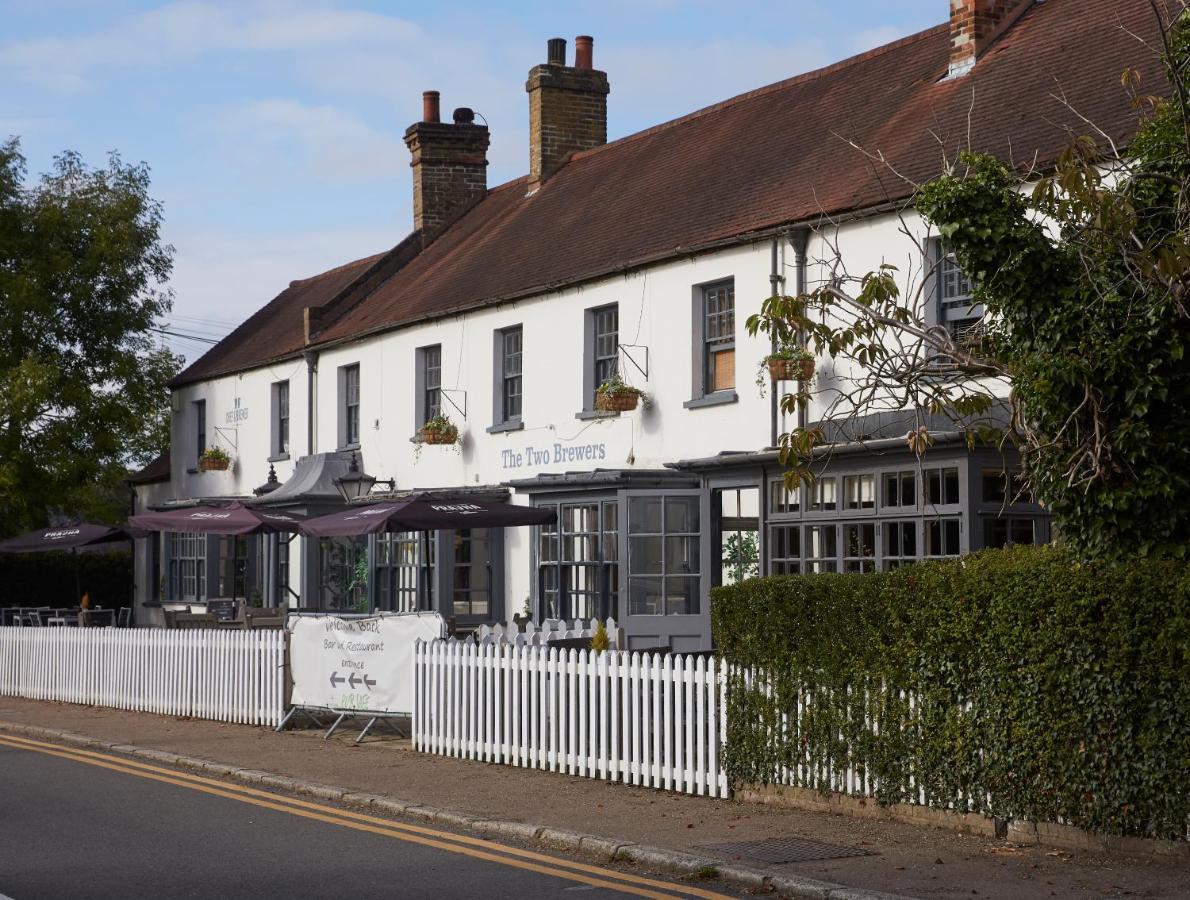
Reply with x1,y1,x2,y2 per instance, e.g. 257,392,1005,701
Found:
486,420,525,435
267,452,290,463
683,391,738,410
575,409,619,421
336,443,360,453
185,466,198,475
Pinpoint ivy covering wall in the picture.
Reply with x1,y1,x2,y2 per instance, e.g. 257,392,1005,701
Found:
711,546,1189,839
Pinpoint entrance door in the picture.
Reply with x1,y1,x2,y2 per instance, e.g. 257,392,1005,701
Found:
620,490,708,652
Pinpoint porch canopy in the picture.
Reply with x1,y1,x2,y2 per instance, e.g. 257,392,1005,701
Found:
127,501,306,535
300,492,555,537
0,523,130,553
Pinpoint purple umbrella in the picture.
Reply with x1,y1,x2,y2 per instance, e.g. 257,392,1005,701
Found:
0,523,129,553
127,501,306,535
301,492,555,537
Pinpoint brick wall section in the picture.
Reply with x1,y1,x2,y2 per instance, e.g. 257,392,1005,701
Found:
403,122,490,235
949,0,1025,75
526,65,609,189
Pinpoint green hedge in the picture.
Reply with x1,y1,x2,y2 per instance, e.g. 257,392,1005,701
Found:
711,546,1190,840
0,549,133,610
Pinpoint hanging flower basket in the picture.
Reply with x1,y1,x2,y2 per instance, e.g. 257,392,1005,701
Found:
595,375,646,412
420,415,459,445
596,390,640,412
198,448,231,472
765,349,816,382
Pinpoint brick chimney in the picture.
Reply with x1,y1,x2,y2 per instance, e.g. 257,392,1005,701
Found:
948,0,1031,78
526,36,609,191
404,91,490,235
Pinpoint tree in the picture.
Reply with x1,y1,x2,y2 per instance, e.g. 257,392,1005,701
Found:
0,138,180,535
747,5,1190,561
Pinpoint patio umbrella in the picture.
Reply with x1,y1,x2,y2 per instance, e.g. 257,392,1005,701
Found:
300,492,556,537
0,523,132,612
0,523,130,553
126,501,306,535
126,502,306,606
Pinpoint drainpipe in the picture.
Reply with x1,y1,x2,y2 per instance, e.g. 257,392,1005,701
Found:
303,349,319,456
768,238,783,449
788,228,810,433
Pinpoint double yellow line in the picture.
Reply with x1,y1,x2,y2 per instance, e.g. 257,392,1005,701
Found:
0,733,733,900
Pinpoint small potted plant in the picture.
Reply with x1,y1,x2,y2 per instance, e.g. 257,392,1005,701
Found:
420,414,459,445
198,446,231,472
764,345,816,382
595,374,646,412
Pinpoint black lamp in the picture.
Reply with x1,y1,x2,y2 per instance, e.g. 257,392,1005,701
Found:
253,463,280,497
334,451,378,503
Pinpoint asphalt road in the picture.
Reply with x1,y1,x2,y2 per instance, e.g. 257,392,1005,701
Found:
0,737,733,900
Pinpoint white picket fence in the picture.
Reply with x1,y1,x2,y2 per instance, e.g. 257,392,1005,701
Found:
414,640,728,797
0,626,285,727
469,617,624,649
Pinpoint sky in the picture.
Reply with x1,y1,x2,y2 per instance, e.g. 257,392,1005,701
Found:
0,0,941,363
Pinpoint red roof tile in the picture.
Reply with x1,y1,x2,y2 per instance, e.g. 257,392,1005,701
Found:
174,0,1164,383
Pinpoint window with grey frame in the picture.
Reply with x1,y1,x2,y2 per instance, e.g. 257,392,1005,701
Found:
578,304,622,414
591,305,618,404
882,520,918,569
497,326,522,425
804,524,838,572
701,281,735,394
421,345,442,424
342,364,360,447
194,400,206,463
936,240,983,342
535,500,618,620
453,529,492,618
627,495,700,616
375,531,435,612
273,380,290,456
168,531,206,602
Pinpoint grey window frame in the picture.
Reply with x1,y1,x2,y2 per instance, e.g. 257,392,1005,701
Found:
271,380,290,459
935,239,984,340
982,516,1036,549
686,278,739,408
167,531,207,602
415,344,442,429
768,478,801,517
626,493,702,617
768,523,801,575
803,523,838,572
194,400,206,464
882,470,918,510
580,304,619,415
337,364,361,449
374,531,436,613
842,473,876,513
490,325,524,431
842,522,876,572
881,519,919,569
925,517,963,557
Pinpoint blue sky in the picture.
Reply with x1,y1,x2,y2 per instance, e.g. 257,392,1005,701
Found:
0,1,941,361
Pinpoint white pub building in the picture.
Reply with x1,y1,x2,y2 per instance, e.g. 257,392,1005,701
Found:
130,0,1152,648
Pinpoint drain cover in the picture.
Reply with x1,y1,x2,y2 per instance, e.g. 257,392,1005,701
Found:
696,836,874,864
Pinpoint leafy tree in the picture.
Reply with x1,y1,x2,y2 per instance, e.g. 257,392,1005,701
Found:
748,6,1190,560
0,138,180,535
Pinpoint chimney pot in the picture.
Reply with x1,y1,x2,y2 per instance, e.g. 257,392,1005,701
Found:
574,35,593,70
422,90,440,123
547,37,566,66
453,107,475,125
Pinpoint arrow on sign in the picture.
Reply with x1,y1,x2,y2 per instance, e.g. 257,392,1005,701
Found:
363,674,376,691
348,672,361,689
329,672,344,688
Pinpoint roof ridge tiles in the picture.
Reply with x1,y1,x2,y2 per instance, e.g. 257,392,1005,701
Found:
569,23,949,164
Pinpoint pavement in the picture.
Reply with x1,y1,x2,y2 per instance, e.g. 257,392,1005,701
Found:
0,697,1186,899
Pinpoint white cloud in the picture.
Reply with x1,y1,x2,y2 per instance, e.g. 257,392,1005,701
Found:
213,99,406,184
0,1,421,91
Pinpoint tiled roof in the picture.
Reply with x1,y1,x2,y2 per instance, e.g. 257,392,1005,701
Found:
173,0,1163,385
127,451,171,485
171,251,385,386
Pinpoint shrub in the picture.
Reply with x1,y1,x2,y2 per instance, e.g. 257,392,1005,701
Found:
710,545,1190,839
